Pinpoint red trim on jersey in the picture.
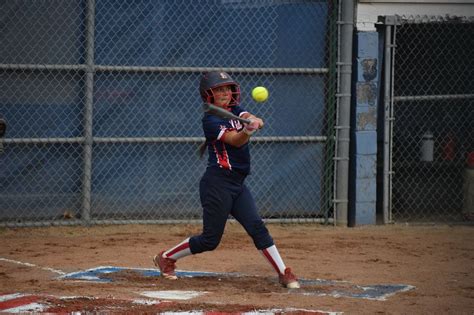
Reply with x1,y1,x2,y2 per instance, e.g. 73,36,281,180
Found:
165,241,190,258
262,248,281,274
212,141,231,170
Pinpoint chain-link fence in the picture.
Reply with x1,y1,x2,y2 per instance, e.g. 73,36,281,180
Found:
390,15,474,223
0,1,340,226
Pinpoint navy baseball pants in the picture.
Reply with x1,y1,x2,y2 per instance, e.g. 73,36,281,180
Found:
189,167,274,253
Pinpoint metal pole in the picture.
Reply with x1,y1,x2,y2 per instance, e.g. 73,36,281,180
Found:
81,0,95,225
389,21,398,224
332,1,342,226
383,24,392,224
335,0,354,226
0,64,329,74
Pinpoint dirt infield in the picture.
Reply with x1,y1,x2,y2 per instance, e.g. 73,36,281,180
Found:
0,223,473,314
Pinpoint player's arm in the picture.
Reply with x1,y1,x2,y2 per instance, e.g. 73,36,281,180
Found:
221,130,250,147
221,120,260,147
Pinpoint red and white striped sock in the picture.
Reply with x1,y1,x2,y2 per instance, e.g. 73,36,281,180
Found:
163,238,192,260
260,245,286,275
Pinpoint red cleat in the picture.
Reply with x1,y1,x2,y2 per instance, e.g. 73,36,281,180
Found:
153,251,177,280
279,267,300,289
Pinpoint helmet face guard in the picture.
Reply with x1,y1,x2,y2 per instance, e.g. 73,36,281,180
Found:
199,71,240,107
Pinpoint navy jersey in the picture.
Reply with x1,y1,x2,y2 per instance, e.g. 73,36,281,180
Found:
202,106,251,175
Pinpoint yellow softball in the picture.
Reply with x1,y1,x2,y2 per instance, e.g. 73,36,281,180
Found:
251,86,269,102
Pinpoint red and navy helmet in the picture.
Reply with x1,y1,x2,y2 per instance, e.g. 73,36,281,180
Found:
199,71,240,106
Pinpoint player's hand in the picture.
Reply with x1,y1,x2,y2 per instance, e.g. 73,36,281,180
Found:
241,113,264,130
253,117,264,129
243,119,259,136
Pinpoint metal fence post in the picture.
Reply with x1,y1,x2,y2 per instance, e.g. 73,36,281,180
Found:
81,0,95,225
335,0,354,226
381,16,400,224
383,23,392,225
323,0,339,224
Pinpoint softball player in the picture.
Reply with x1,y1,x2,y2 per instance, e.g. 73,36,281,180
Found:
154,71,299,289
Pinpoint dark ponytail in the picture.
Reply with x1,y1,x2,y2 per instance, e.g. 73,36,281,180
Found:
198,141,207,158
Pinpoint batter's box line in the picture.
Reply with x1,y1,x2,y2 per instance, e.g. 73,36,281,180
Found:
301,284,416,301
58,266,415,301
58,265,242,282
0,292,342,315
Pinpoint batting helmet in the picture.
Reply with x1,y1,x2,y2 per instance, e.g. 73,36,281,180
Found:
199,71,240,107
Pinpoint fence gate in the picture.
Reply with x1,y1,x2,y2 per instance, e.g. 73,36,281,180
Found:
0,1,340,227
384,15,474,223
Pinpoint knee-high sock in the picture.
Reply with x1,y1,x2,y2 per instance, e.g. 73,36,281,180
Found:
163,238,192,260
260,245,286,275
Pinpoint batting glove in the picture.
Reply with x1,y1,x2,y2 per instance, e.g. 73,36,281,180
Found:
243,120,259,136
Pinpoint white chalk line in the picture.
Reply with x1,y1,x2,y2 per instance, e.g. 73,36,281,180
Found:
0,257,66,275
0,293,28,302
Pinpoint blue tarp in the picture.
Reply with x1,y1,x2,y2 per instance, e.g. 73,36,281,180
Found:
1,1,330,220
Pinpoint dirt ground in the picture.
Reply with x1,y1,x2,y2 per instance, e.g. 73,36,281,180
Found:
0,223,473,314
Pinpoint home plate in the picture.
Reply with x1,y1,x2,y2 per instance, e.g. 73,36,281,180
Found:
140,290,207,300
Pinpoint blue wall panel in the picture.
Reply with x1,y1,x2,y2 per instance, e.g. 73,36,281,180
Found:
350,31,380,226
